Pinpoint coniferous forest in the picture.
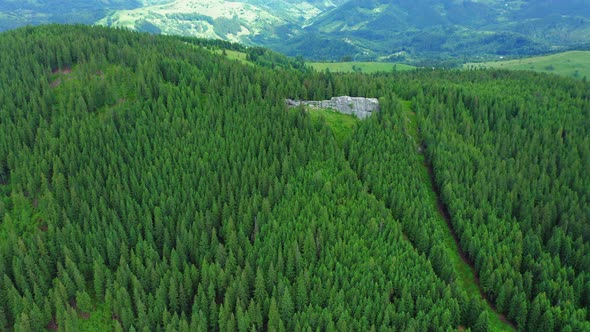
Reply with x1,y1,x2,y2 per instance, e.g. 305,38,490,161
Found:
0,25,589,331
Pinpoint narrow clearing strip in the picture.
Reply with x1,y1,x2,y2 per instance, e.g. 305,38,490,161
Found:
316,101,514,331
402,101,515,331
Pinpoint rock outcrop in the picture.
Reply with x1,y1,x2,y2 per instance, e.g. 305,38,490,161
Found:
286,96,380,119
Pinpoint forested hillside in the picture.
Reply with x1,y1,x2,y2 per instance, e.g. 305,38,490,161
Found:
346,71,590,331
0,25,589,331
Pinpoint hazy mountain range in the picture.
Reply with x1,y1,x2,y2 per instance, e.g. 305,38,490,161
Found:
1,0,589,63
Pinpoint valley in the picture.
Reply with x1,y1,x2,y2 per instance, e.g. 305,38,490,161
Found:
3,1,589,65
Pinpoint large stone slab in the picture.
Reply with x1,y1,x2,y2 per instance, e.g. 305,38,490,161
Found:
286,96,380,119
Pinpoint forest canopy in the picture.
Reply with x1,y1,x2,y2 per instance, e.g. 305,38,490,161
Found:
0,24,589,331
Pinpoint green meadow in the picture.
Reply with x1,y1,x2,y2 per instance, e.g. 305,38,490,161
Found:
307,108,358,147
465,51,590,79
308,61,415,73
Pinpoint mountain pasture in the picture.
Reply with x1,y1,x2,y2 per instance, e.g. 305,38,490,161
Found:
308,61,415,73
464,51,590,79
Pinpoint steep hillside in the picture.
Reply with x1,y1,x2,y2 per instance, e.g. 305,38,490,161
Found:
96,0,288,43
95,0,347,43
0,24,470,331
1,25,589,331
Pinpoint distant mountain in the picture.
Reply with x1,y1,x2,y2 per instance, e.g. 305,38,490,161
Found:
93,0,324,43
0,0,141,31
1,0,589,64
279,0,590,63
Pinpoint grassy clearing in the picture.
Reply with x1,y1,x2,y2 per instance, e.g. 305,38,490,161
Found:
401,100,513,332
0,192,45,239
307,108,359,147
464,51,590,79
213,49,252,65
308,61,415,73
77,304,113,331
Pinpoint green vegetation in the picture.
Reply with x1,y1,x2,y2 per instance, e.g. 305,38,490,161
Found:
183,37,307,71
274,0,590,62
306,108,358,147
465,51,590,79
346,70,590,330
0,0,140,31
308,62,415,73
213,16,242,37
0,193,45,239
77,304,112,332
3,0,590,65
214,49,251,65
399,100,512,332
95,0,285,44
1,25,590,332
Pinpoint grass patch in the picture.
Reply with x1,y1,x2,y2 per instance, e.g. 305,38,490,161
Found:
214,49,252,65
0,192,45,239
464,51,590,79
308,61,415,73
77,303,113,332
308,108,358,147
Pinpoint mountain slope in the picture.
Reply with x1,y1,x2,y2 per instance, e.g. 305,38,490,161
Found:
0,24,471,331
279,0,590,62
97,0,285,42
96,0,339,43
95,0,590,63
2,0,589,63
1,24,590,331
0,0,141,31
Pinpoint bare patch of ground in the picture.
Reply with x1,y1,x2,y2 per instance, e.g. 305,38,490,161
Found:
50,78,62,88
50,67,73,88
52,67,72,75
46,317,58,331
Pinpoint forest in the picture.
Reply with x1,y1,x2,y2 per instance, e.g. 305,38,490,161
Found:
0,24,589,331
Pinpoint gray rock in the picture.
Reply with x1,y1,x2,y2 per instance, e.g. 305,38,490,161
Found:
286,96,380,119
